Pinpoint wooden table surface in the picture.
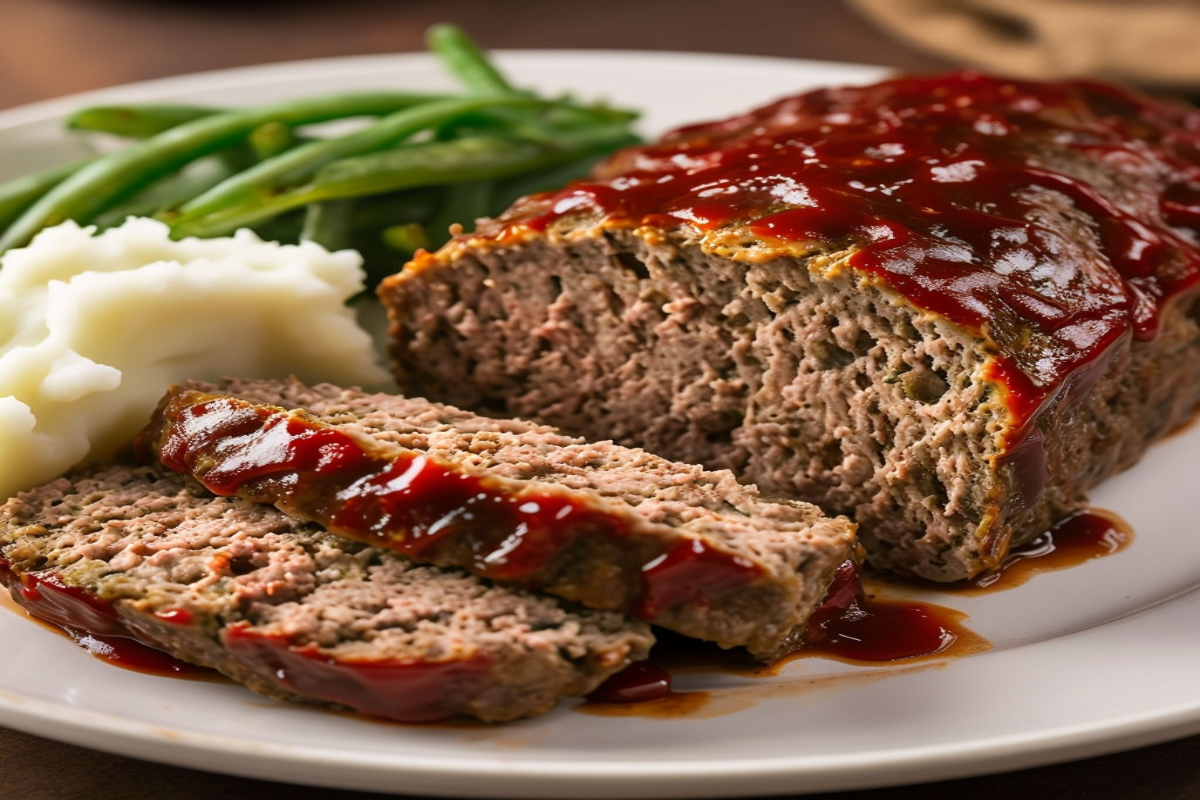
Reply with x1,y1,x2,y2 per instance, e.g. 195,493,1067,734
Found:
1,1,1197,798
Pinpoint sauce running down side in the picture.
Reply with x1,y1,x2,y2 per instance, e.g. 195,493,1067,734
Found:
0,555,497,722
587,558,980,708
222,625,495,724
588,508,1130,712
804,560,966,662
0,557,207,678
473,72,1200,481
139,392,764,622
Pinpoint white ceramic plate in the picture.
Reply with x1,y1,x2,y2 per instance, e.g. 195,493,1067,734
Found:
1,51,1199,799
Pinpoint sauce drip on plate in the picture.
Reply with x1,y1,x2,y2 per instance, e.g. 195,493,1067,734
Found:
0,558,211,679
950,508,1132,594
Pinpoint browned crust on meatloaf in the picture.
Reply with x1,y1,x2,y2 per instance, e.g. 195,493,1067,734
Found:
136,378,856,658
381,222,1200,581
0,464,653,722
381,73,1200,580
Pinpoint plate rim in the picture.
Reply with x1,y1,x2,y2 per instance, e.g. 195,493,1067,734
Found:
4,591,1199,798
0,48,889,121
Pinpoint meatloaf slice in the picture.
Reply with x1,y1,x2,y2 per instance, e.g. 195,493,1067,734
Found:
134,377,856,659
0,464,653,722
380,71,1200,581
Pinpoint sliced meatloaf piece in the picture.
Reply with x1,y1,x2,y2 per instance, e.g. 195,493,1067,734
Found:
0,464,653,722
134,377,856,659
380,71,1200,581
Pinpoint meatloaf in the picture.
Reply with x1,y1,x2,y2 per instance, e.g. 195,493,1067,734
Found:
0,464,653,722
381,71,1200,581
135,377,855,659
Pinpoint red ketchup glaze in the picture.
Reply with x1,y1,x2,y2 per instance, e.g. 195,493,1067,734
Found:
155,608,194,626
636,538,762,619
222,624,494,723
483,72,1200,499
148,395,763,616
0,560,126,638
806,560,961,662
587,661,673,704
0,557,208,677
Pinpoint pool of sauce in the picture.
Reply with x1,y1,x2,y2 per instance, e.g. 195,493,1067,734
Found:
575,688,712,719
57,627,209,678
582,507,1129,717
943,508,1132,595
580,558,989,716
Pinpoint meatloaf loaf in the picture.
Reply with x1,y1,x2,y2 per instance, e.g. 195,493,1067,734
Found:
0,464,653,722
381,71,1200,581
135,377,855,659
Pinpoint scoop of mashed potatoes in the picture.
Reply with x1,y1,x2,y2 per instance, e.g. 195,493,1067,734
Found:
0,218,391,500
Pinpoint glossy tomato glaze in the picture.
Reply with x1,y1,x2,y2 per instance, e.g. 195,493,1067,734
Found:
468,72,1200,476
140,392,764,621
221,625,494,723
0,555,493,722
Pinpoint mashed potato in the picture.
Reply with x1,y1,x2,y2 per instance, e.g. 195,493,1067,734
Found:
0,218,391,500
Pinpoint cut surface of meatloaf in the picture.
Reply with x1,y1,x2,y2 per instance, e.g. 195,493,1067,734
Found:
0,464,653,722
380,71,1200,581
134,377,856,659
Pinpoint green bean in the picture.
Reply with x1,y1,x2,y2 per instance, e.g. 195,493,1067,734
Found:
66,104,218,138
428,24,640,151
94,156,240,228
170,137,530,237
306,191,442,288
493,152,609,200
168,96,582,236
382,222,431,254
0,159,90,233
248,121,296,160
0,91,450,251
303,186,440,249
427,23,518,97
172,126,635,239
317,126,637,196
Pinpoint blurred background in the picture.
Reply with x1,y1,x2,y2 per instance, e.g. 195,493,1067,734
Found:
3,0,1197,111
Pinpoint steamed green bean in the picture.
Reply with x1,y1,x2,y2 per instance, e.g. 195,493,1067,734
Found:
0,24,641,289
171,125,635,238
66,104,217,138
426,23,518,97
0,91,451,251
169,95,558,233
0,159,90,233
